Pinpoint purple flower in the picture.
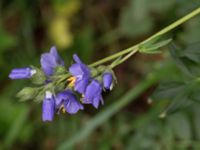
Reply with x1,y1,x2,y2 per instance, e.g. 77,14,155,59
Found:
42,91,55,122
103,72,113,90
40,46,64,76
83,80,103,108
9,67,36,79
69,54,91,94
56,90,84,114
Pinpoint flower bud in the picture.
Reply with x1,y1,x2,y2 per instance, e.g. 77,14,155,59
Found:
42,91,55,122
17,87,38,101
103,72,113,90
9,67,36,79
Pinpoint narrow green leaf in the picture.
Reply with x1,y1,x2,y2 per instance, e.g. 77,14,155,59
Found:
142,35,162,46
170,43,200,77
152,81,186,100
139,39,172,54
167,113,192,140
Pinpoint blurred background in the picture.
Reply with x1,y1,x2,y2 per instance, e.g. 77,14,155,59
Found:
1,0,200,149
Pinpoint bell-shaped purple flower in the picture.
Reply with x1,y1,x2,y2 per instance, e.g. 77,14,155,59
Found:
9,67,36,79
103,72,113,90
42,91,55,122
69,54,91,94
40,46,64,76
83,80,104,109
56,90,84,114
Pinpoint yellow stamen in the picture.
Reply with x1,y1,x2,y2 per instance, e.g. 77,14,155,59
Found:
80,94,84,103
59,105,66,114
67,76,76,87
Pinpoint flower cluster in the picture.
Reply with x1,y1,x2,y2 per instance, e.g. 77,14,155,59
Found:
9,46,115,122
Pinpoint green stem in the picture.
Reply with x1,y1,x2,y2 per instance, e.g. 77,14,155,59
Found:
89,45,138,67
110,48,138,69
90,7,200,67
141,7,200,45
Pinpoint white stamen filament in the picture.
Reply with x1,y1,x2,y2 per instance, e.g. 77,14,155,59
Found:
45,91,52,99
30,69,37,76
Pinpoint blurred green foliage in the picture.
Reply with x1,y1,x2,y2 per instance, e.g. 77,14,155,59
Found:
1,0,200,150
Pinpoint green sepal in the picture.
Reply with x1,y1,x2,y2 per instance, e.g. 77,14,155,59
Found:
17,87,38,102
34,92,45,103
54,66,67,75
96,65,107,73
91,65,107,77
110,70,118,84
31,67,46,85
34,83,54,103
90,67,99,77
54,82,66,93
96,76,103,83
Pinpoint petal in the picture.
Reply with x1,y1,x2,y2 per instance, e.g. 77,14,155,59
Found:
55,92,66,108
64,99,84,114
92,97,101,109
64,90,84,114
80,64,91,77
40,53,57,76
40,46,65,76
50,46,64,66
91,83,103,108
42,98,55,122
73,54,82,64
103,72,113,90
74,78,89,94
83,80,102,105
69,64,84,76
11,67,31,73
9,67,32,79
69,55,90,77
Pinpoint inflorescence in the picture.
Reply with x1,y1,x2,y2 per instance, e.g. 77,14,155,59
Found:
8,7,200,122
9,46,116,122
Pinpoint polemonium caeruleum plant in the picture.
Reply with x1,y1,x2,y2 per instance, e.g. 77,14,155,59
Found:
9,7,200,122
